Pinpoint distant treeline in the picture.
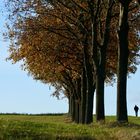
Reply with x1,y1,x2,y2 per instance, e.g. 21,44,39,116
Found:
0,113,66,116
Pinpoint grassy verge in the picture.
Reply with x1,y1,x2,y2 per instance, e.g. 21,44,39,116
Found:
0,114,139,140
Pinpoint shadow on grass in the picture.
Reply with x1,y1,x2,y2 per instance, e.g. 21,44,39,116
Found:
2,135,96,140
107,121,140,129
1,128,96,140
55,135,96,140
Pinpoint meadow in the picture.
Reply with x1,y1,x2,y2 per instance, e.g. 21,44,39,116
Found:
0,114,140,140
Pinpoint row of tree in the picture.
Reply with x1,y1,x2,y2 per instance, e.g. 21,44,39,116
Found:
5,0,140,124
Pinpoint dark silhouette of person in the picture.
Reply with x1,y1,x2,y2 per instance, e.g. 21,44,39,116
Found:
134,105,139,117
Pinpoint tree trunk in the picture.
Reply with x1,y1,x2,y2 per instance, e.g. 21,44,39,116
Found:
68,95,73,117
95,0,113,121
96,65,105,121
85,83,95,124
75,100,80,123
117,2,129,122
80,67,87,124
83,45,95,124
68,96,71,116
71,95,75,122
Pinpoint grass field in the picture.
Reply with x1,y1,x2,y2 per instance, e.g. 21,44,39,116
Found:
0,114,140,140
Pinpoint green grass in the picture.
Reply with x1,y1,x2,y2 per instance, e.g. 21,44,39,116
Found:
0,114,140,140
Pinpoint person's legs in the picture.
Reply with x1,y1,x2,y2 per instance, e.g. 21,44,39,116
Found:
136,111,138,117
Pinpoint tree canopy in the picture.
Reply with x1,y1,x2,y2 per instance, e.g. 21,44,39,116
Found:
5,0,140,123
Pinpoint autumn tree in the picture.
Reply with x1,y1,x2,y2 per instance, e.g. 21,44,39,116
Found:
6,0,91,123
116,0,140,122
5,0,140,124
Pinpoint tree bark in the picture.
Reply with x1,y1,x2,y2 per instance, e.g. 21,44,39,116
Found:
96,65,105,121
68,95,73,117
75,100,80,123
71,96,75,122
68,96,71,116
75,78,81,123
95,0,113,121
83,45,95,124
117,2,130,122
85,83,95,124
80,67,87,124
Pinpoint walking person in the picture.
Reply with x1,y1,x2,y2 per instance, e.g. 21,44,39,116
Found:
134,105,139,117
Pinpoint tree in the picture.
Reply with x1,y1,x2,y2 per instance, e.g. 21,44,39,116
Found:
117,0,140,122
5,0,140,124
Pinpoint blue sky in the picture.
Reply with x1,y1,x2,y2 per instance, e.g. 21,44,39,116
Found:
0,43,68,114
0,42,68,114
0,1,140,116
0,1,68,114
